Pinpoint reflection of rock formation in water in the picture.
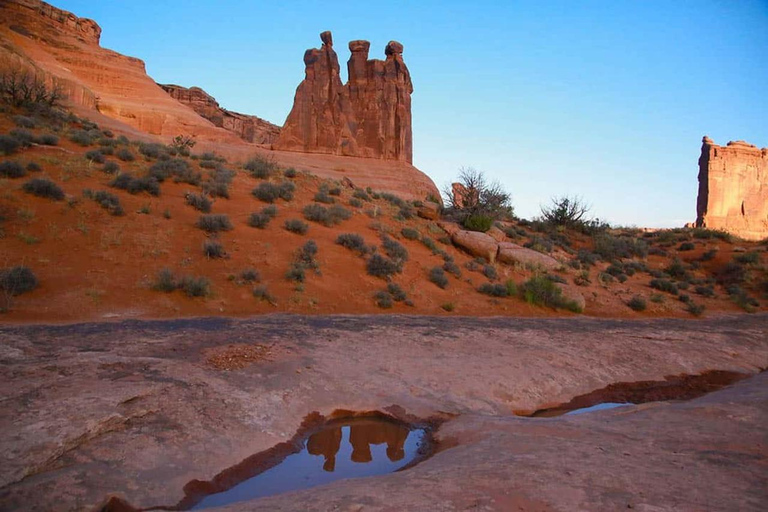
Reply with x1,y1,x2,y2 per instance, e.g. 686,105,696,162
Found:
349,421,409,463
306,427,342,472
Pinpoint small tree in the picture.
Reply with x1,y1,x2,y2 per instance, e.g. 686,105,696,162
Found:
169,134,196,155
0,65,63,108
540,195,591,230
443,167,513,229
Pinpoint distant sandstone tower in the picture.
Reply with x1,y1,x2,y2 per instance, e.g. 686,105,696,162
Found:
275,31,413,163
696,136,768,241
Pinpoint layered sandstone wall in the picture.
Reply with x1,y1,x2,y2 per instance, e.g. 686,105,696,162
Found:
275,31,413,163
696,136,768,241
159,84,281,145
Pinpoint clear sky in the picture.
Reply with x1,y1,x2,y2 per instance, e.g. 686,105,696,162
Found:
55,1,768,227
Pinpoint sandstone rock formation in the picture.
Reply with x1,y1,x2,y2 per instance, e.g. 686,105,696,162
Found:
497,242,560,271
159,84,280,144
450,230,499,263
275,32,413,163
696,136,768,241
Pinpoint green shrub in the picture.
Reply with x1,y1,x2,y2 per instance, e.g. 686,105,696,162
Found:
0,266,38,296
593,234,648,260
252,181,295,203
695,285,715,297
110,173,160,196
336,233,369,255
650,279,678,294
429,267,449,288
366,253,400,279
692,228,732,242
185,192,212,213
85,149,105,164
22,178,64,200
284,167,297,178
386,283,407,302
284,219,308,234
699,249,717,262
245,154,278,178
196,214,233,232
734,252,759,265
103,161,120,174
0,161,26,178
627,296,647,311
727,286,759,312
0,135,20,155
152,268,177,292
203,239,226,259
39,133,59,146
253,285,275,304
521,275,581,312
685,301,705,316
463,214,493,232
353,189,371,202
179,276,211,297
116,148,135,162
349,198,363,208
374,290,393,308
285,263,306,282
716,261,746,286
401,227,420,240
665,258,690,280
678,242,695,251
478,282,510,297
86,189,124,216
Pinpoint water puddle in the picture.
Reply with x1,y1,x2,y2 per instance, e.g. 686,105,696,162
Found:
523,370,748,418
134,414,432,510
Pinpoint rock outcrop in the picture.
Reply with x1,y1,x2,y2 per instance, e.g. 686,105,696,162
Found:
275,31,413,163
159,84,281,144
696,137,768,241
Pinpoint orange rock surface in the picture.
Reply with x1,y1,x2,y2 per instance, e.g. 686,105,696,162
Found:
696,136,768,241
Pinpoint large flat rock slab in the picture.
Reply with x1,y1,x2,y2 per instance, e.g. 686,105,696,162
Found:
0,314,766,510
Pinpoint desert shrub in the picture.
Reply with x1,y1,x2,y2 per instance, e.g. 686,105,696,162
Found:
25,162,40,172
10,128,34,147
727,286,759,312
521,275,581,312
284,219,308,234
685,301,705,316
399,227,419,240
179,276,211,297
420,236,439,254
100,145,114,156
386,283,407,302
678,242,695,251
716,261,746,287
478,282,510,297
85,149,105,164
0,161,26,178
38,133,58,146
303,203,351,227
295,240,319,271
0,266,38,296
482,264,498,281
463,214,493,233
151,268,177,292
110,173,160,196
734,252,759,265
374,290,393,309
199,159,218,169
540,195,593,230
665,258,690,280
366,253,400,279
695,285,715,297
524,236,553,254
252,181,295,203
252,285,276,304
12,115,35,128
336,233,369,255
102,161,120,174
203,168,235,199
86,189,124,216
185,192,212,213
69,129,93,146
574,270,591,286
649,247,669,257
314,184,336,204
237,268,260,284
443,261,462,277
692,228,732,242
248,206,277,228
196,214,232,232
593,234,648,260
349,198,363,208
0,135,20,155
381,236,408,265
244,155,278,179
444,167,514,222
203,239,226,259
429,267,449,288
116,148,135,162
283,167,297,178
138,142,169,160
22,178,64,200
627,296,647,311
285,263,306,282
169,134,196,155
149,158,200,185
650,278,678,294
352,189,371,202
699,249,717,262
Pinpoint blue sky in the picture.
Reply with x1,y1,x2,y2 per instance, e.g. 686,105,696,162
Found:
56,1,768,227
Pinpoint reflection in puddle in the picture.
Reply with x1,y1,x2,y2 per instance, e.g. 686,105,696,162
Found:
191,418,426,509
564,402,630,415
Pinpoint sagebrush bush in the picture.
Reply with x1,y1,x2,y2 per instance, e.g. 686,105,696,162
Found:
103,161,120,174
110,173,160,196
478,282,511,297
443,261,462,277
593,234,648,260
463,214,493,232
149,158,200,185
38,133,59,146
26,162,40,172
366,253,400,279
314,184,336,204
284,219,308,234
86,189,124,216
303,203,352,227
69,130,93,146
245,154,278,178
185,192,212,213
285,263,306,282
386,282,407,302
252,181,295,203
0,161,26,178
179,276,211,297
203,239,226,259
12,115,36,128
352,189,370,202
482,264,498,281
0,266,38,296
401,227,420,240
197,214,232,232
429,267,449,288
678,241,695,251
716,261,746,287
336,233,369,255
253,285,275,304
203,168,236,199
22,178,64,200
381,236,408,266
627,296,647,311
85,149,105,164
0,135,20,155
10,129,34,147
521,275,581,312
116,148,135,162
649,278,678,294
695,285,715,297
734,252,759,265
374,290,394,309
248,212,272,229
138,142,169,159
284,167,297,178
240,268,260,283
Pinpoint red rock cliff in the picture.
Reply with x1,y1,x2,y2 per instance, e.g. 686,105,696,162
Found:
159,84,281,145
696,136,768,241
276,31,413,164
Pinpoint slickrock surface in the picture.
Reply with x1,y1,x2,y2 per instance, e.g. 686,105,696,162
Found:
159,84,281,145
696,136,768,241
275,32,413,163
0,314,766,510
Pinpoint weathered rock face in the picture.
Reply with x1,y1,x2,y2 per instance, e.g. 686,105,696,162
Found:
497,242,561,271
275,32,413,163
696,136,768,241
159,84,281,145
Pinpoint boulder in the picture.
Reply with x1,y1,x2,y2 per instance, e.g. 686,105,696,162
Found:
417,201,441,220
451,230,498,262
556,284,586,313
486,226,507,242
497,242,560,271
437,221,462,237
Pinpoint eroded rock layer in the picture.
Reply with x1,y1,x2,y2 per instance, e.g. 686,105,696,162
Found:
159,84,281,145
696,137,768,241
276,32,413,163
